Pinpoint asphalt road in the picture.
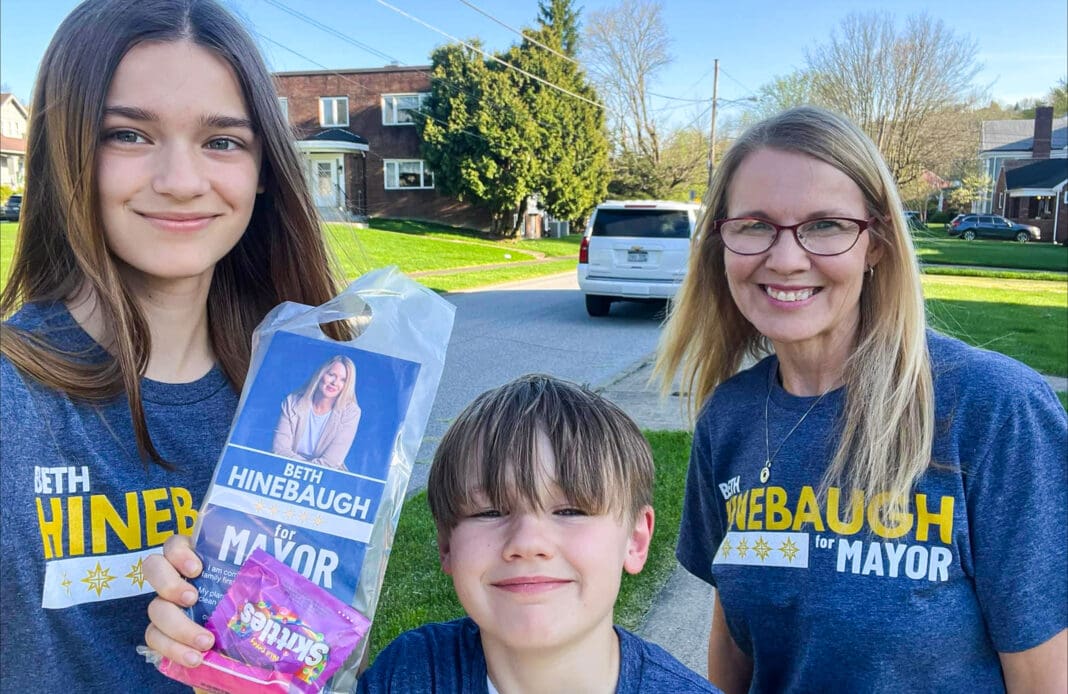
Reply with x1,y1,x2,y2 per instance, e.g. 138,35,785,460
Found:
409,271,668,493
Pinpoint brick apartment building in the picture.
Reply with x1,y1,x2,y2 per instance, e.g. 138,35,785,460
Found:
273,66,492,230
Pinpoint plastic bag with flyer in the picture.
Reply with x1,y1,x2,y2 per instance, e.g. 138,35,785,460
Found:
145,267,454,693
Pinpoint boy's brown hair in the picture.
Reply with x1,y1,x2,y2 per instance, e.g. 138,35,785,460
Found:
428,374,654,532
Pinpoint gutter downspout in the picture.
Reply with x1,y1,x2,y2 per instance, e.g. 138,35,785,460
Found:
1054,188,1062,245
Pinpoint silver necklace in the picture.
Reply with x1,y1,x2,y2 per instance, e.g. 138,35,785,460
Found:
760,381,831,484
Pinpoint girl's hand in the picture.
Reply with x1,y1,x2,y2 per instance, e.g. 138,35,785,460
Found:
144,535,215,666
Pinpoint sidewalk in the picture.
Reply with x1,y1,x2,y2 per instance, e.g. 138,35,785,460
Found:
595,356,1068,676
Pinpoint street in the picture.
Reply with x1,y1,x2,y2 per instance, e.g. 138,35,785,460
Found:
410,272,669,492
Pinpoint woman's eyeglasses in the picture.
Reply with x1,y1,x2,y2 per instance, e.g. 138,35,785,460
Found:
714,217,874,256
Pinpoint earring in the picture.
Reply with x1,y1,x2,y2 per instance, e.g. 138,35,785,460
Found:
866,265,875,278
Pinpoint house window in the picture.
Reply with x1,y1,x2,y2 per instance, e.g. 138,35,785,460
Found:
382,93,428,126
384,160,434,189
277,97,288,121
319,97,349,127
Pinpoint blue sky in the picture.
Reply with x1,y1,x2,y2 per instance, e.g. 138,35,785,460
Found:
2,0,1065,121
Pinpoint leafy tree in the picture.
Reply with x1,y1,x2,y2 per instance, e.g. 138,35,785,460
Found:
750,70,815,119
946,173,994,211
1049,78,1068,116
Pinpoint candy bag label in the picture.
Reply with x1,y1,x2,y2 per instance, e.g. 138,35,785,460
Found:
161,549,369,694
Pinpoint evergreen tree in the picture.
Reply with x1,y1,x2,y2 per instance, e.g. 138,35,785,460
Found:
417,1,608,234
418,43,541,235
538,0,581,55
507,6,609,225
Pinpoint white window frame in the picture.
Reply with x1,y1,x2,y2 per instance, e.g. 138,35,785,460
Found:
381,93,428,126
319,96,349,127
383,159,434,190
277,97,289,121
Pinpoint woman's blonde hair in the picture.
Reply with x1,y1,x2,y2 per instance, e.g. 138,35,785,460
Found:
0,0,345,467
295,356,358,412
656,106,934,504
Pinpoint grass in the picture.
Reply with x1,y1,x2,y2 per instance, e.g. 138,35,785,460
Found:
367,430,693,661
923,275,1068,376
922,266,1068,282
0,220,580,295
1059,392,1068,410
324,223,538,276
912,227,1068,272
420,259,576,293
369,217,582,258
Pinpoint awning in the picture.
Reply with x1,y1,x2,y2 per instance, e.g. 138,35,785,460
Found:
296,128,369,154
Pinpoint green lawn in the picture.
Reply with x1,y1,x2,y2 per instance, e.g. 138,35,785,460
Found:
368,430,691,661
0,220,579,295
912,228,1068,272
923,275,1068,376
324,223,537,277
368,217,582,258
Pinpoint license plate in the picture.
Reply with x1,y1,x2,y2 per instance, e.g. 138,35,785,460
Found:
627,251,648,263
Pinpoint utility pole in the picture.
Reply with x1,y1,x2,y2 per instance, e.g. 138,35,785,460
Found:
706,58,719,195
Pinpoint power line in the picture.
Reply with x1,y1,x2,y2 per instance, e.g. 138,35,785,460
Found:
261,0,401,65
373,0,609,113
648,91,709,104
718,66,755,95
455,0,579,66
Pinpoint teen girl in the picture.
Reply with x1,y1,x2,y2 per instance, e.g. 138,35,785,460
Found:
0,0,344,689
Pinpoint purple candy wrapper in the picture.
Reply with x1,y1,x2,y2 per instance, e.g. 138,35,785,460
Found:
206,549,370,693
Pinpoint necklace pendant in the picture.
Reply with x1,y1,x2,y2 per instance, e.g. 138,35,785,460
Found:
759,464,770,484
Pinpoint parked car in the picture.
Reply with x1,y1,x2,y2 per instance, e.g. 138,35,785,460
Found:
947,214,967,233
947,214,1040,242
577,200,699,317
1,194,21,221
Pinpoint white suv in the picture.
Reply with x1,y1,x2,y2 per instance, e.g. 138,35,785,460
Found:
577,200,699,316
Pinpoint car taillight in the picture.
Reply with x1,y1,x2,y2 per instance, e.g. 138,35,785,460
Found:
579,236,589,263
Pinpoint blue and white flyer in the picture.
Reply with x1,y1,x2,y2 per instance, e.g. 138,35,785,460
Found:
192,330,420,616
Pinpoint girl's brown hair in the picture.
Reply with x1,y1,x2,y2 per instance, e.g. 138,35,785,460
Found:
0,0,344,466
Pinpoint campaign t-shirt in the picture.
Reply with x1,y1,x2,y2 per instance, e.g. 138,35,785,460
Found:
676,330,1068,692
1,302,238,692
357,617,720,693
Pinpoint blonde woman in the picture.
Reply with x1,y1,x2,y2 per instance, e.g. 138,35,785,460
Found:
657,107,1066,692
272,355,360,470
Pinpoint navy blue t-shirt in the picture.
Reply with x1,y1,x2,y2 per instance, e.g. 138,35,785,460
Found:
357,617,720,693
676,330,1068,692
1,302,238,692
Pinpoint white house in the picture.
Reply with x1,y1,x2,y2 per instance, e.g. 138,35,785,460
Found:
977,110,1066,213
0,93,28,191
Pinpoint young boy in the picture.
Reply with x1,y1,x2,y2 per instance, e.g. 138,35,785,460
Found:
144,375,718,693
